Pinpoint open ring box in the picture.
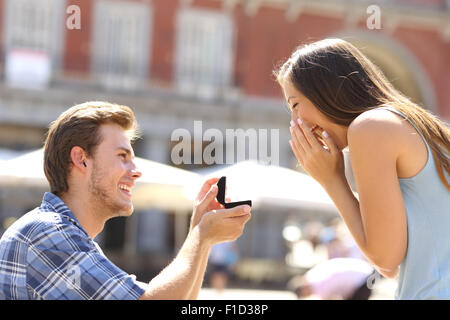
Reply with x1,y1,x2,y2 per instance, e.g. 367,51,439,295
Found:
216,176,252,209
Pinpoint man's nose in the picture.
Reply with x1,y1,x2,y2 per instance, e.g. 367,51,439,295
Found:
129,161,142,180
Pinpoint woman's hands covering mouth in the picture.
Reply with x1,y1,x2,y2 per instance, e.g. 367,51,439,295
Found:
289,119,346,187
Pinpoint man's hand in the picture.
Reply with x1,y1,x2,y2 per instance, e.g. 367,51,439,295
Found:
190,177,251,245
197,204,252,246
190,177,230,232
140,177,250,300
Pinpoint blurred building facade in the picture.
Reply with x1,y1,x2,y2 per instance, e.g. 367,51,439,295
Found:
0,0,449,283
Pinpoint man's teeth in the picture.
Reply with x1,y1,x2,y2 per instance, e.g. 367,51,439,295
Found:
119,185,131,192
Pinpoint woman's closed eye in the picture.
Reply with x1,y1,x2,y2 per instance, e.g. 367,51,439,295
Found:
284,102,299,113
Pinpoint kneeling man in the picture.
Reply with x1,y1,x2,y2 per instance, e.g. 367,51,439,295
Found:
0,102,251,300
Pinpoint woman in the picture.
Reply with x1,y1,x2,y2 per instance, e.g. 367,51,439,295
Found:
274,38,450,299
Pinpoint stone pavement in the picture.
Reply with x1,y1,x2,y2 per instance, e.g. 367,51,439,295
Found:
198,278,397,300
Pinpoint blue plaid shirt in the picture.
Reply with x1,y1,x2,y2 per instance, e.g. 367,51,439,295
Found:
0,192,147,300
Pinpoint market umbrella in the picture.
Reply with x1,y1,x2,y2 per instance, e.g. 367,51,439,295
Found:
0,148,200,212
196,161,344,216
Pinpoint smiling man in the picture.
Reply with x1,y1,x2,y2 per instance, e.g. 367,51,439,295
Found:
0,101,251,300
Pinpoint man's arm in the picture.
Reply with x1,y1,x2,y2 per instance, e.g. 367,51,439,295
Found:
139,204,251,300
186,179,228,299
186,244,210,299
139,226,209,300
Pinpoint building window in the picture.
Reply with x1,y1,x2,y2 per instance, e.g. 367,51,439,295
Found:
92,0,151,90
4,0,65,88
175,8,234,99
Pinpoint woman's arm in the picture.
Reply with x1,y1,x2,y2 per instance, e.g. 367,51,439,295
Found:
289,115,407,277
326,117,408,275
322,176,400,278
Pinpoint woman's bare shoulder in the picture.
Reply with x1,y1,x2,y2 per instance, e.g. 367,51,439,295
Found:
348,107,427,178
349,108,407,132
348,108,408,146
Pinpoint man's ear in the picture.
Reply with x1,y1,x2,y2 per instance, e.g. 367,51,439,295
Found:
70,146,88,171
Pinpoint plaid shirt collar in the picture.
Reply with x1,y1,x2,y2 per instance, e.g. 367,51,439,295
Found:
0,192,146,299
41,192,90,238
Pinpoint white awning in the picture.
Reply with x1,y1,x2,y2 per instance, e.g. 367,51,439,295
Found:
196,161,341,216
0,148,201,212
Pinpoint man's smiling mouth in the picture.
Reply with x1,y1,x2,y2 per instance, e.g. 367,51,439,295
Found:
119,184,132,196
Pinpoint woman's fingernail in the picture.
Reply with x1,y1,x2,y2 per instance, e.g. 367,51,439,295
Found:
290,120,295,127
297,118,303,125
323,131,329,139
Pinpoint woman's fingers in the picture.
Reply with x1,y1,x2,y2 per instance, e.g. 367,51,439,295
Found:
289,139,303,165
296,119,323,151
290,120,307,163
321,130,338,155
290,120,309,151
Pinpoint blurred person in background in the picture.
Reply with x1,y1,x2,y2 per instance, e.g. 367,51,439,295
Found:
287,258,374,300
208,241,239,292
0,102,251,300
302,220,323,250
276,38,450,299
320,219,366,261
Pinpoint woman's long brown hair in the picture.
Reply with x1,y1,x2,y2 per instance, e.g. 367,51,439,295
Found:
275,38,450,190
